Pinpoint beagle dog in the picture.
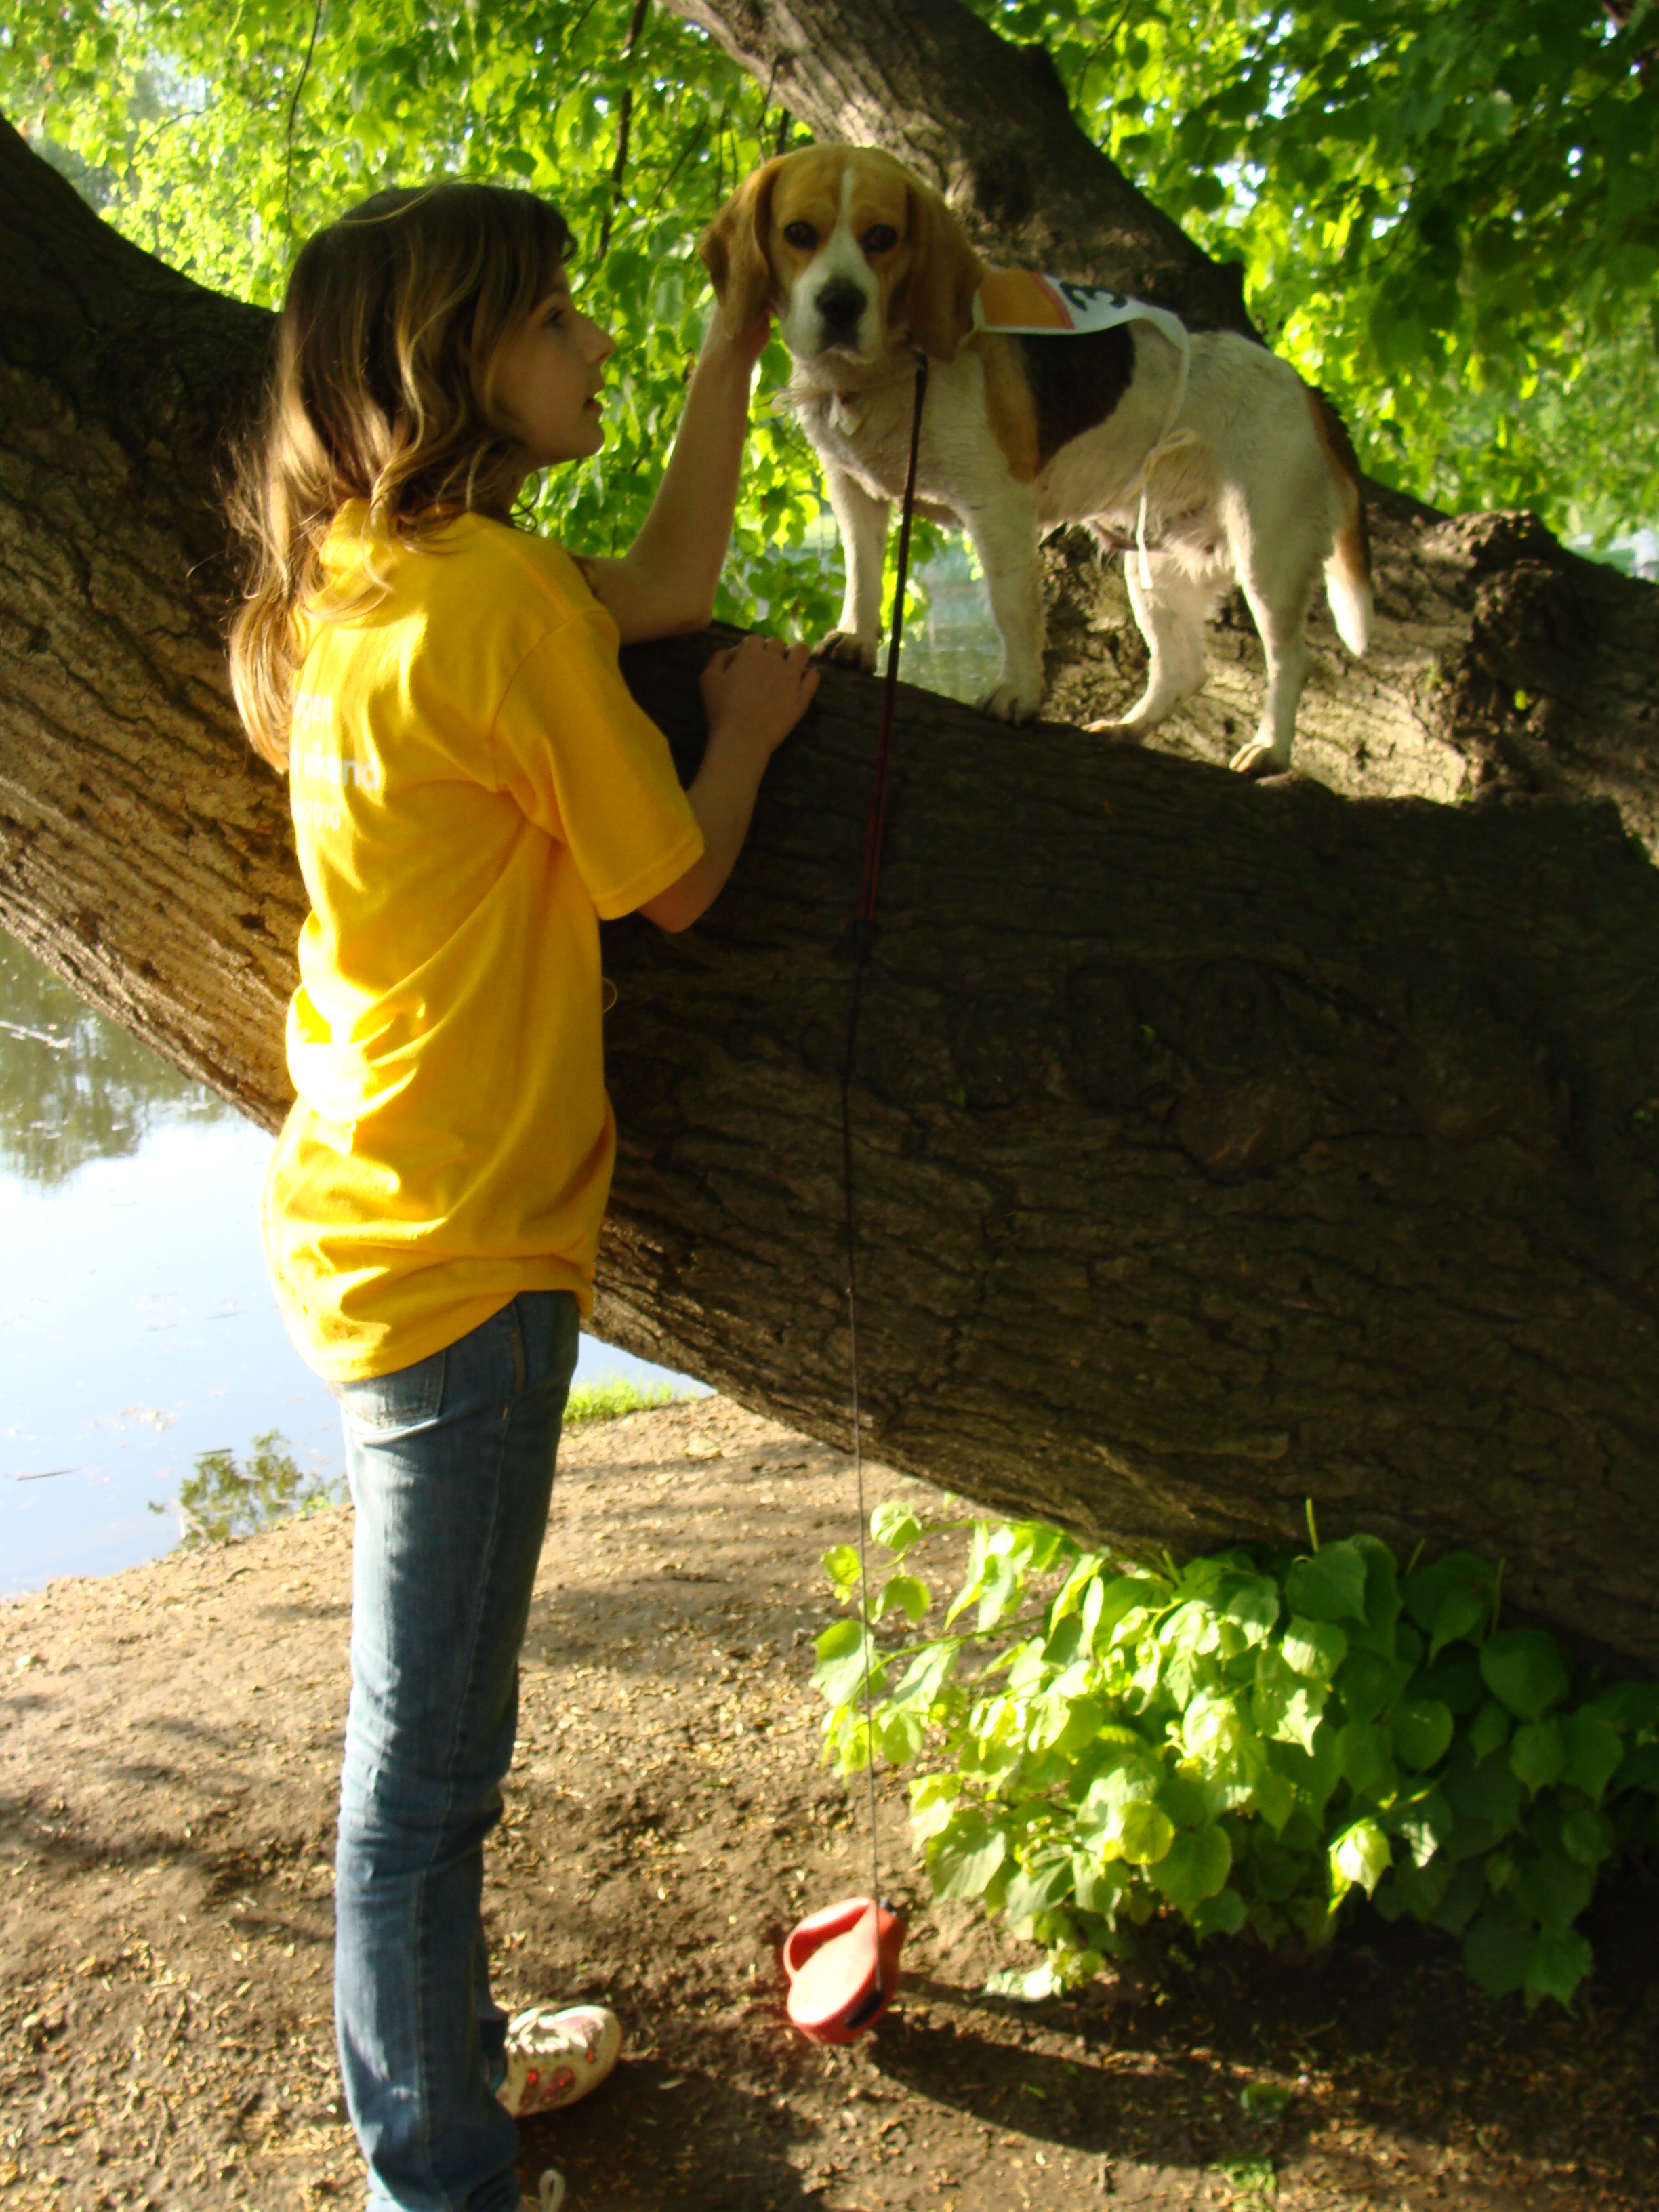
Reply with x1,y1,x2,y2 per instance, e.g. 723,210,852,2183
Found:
700,146,1371,775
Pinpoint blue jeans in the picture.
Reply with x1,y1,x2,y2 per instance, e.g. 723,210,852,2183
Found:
332,1291,580,2211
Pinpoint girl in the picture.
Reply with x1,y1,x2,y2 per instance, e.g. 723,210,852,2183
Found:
228,181,819,2212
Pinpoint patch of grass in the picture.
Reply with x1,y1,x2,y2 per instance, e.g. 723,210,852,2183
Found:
563,1373,681,1427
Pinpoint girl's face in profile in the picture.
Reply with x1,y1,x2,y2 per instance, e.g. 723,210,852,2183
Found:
493,267,615,472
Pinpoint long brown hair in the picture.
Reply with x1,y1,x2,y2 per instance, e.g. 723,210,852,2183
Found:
226,182,575,769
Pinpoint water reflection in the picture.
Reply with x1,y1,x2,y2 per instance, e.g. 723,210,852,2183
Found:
0,930,699,1595
0,936,230,1189
157,1429,346,1550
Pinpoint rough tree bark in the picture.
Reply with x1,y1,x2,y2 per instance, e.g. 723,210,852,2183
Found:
3,51,1659,1675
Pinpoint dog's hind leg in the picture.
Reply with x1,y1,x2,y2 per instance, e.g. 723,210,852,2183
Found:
817,464,890,673
1088,550,1218,740
1222,491,1322,777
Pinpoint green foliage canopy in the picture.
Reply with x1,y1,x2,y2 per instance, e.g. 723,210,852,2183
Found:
968,0,1659,543
3,0,1654,610
1,0,846,636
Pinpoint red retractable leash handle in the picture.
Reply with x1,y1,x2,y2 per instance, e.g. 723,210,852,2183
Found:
782,352,929,2047
784,1898,907,2045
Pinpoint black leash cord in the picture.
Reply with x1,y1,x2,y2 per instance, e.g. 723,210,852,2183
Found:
840,351,929,1976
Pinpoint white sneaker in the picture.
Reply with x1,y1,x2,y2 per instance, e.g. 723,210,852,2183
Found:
499,2004,623,2118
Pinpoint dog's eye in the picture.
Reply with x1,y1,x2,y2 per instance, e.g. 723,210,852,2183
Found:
863,225,899,253
783,221,817,249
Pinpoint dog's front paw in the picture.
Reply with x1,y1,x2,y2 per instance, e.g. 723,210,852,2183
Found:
1229,736,1292,778
1084,718,1148,743
814,631,878,673
975,680,1042,726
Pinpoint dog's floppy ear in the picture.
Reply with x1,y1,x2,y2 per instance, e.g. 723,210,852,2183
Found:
900,180,984,363
699,159,787,335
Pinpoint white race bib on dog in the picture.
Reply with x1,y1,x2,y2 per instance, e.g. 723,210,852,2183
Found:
972,272,1195,590
972,270,1188,358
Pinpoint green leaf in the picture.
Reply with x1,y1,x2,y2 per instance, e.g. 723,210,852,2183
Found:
1221,1576,1282,1645
1561,1709,1624,1803
886,1639,958,1711
874,1574,930,1625
1157,1771,1212,1832
1391,1698,1454,1771
1402,1553,1498,1646
909,1771,960,1843
1250,1766,1297,1835
1285,1540,1370,1624
1509,1719,1568,1796
1428,1584,1490,1658
1429,1860,1489,1937
977,1556,1024,1635
1092,1574,1166,1647
1030,1685,1103,1755
871,1501,924,1557
1465,1912,1536,2000
1191,1886,1248,1940
1266,1727,1345,1823
1049,1551,1106,1624
1280,1616,1348,1681
1559,1806,1614,1869
1382,1853,1453,1923
1002,1856,1076,1931
812,1618,877,1706
926,1808,1010,1901
1467,1698,1513,1763
1333,1647,1412,1728
1414,1649,1487,1716
1336,1720,1396,1799
1591,1681,1659,1734
1114,1801,1177,1868
876,1705,927,1764
821,1544,861,1594
1512,1851,1593,1933
1072,1853,1130,1917
1253,1647,1328,1754
1443,1740,1523,1842
1212,2155,1276,2201
945,1522,994,1626
1524,1928,1594,2013
1076,1749,1162,1835
1391,1786,1454,1868
1480,1630,1571,1722
983,1961,1063,2003
1238,2080,1296,2118
1150,1824,1233,1912
1353,1532,1402,1636
1330,1818,1391,1898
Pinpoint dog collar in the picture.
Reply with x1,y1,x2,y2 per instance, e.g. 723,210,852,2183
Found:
972,270,1189,356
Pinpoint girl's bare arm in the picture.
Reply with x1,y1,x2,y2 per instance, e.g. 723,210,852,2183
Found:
582,311,772,644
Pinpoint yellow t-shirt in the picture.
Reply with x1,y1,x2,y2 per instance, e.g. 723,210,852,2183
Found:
262,501,703,1383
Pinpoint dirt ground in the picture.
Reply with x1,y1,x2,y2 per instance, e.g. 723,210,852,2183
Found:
3,1395,1657,2212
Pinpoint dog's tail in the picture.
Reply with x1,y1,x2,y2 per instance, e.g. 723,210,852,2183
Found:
1307,386,1372,659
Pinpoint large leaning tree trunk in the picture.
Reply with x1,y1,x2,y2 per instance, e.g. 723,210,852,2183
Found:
4,32,1659,1679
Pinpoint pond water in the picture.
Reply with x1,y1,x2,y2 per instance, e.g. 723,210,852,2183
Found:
0,937,697,1596
0,556,1002,1596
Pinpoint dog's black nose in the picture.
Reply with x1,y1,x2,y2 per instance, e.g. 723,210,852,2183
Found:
815,280,867,335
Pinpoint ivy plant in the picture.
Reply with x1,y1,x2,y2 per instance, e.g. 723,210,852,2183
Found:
814,1505,1659,2012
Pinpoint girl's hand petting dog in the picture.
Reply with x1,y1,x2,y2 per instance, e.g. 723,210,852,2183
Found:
701,302,774,380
